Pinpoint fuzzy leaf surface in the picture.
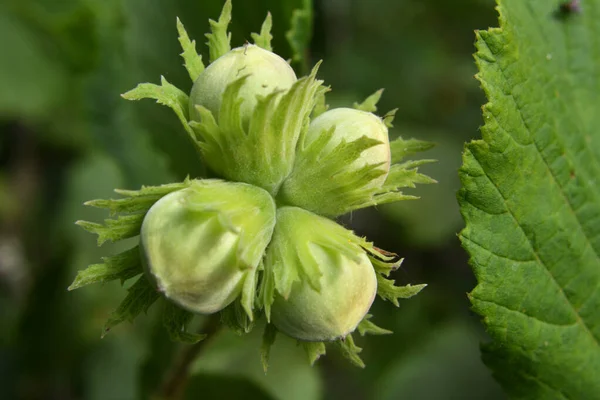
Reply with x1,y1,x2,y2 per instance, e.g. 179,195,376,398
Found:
458,1,600,398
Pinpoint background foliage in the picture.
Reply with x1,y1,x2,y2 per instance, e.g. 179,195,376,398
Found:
0,0,506,399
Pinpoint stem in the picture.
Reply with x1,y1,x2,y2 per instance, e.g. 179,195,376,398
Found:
158,314,221,400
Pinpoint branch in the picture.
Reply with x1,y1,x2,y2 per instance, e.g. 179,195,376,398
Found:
157,313,221,400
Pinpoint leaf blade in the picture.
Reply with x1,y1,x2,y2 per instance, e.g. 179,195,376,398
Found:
459,1,600,397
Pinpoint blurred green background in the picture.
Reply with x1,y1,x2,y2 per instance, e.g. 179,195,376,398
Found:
0,0,507,399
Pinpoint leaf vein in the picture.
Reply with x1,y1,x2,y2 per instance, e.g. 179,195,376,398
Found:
469,147,600,347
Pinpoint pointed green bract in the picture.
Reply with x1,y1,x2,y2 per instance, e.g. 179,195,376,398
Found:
251,13,273,52
458,0,600,397
121,77,197,143
311,86,329,119
357,314,393,336
191,64,322,195
205,0,232,63
69,246,142,290
390,137,436,164
176,17,205,82
257,258,276,320
302,341,326,366
353,89,384,113
380,160,437,191
376,277,426,307
162,300,206,344
382,108,397,128
280,133,386,216
76,214,144,245
103,276,160,337
220,300,254,335
260,323,277,372
335,335,364,368
350,159,436,211
83,180,192,215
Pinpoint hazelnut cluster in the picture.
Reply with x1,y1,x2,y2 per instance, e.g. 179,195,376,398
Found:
71,0,434,367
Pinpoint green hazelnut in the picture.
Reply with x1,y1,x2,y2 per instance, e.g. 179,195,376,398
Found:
306,107,391,188
189,44,297,124
267,207,377,341
279,107,391,217
140,180,276,315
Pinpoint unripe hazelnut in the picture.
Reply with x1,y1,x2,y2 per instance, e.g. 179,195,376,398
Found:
268,207,377,341
279,107,392,217
189,44,297,124
306,107,391,188
140,180,276,314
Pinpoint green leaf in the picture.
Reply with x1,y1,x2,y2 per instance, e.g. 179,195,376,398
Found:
162,300,206,344
285,0,313,74
357,314,393,336
75,214,144,245
301,341,326,366
376,276,427,307
102,276,159,337
261,323,277,372
121,76,197,143
176,17,205,82
205,0,232,63
353,89,384,113
251,13,273,52
335,335,364,368
458,1,600,398
69,246,143,290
